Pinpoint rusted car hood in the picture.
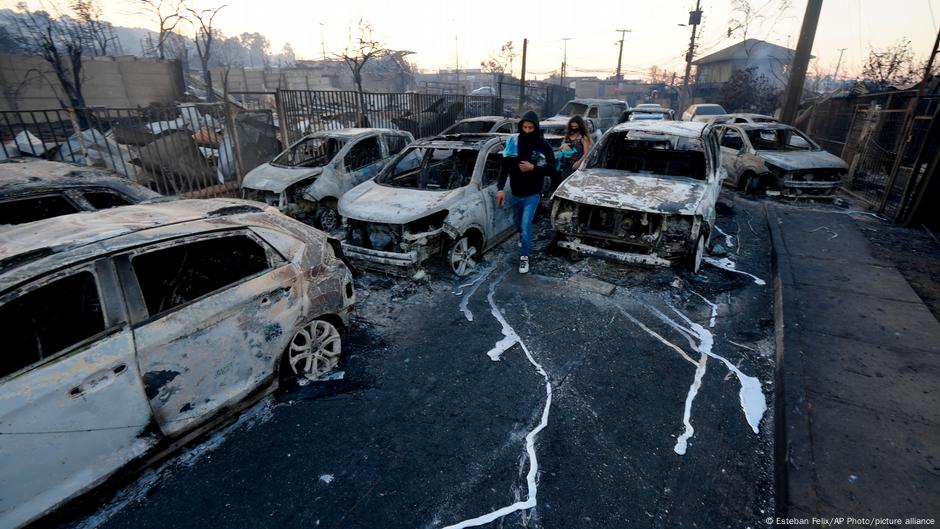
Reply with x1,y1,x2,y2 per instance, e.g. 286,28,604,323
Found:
554,169,708,215
241,163,323,193
757,150,848,171
339,180,461,224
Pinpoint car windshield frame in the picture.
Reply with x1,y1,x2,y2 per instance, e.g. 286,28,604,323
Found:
694,105,726,116
746,127,818,152
375,145,480,191
586,130,709,181
271,135,348,168
557,102,589,117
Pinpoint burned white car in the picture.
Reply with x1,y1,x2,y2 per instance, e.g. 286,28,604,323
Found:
551,121,724,272
339,134,515,276
716,122,848,195
0,159,163,226
0,199,354,527
441,116,517,135
241,128,413,231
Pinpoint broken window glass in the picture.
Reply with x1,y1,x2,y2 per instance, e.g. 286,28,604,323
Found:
345,137,383,171
721,130,745,150
746,129,814,151
482,152,502,187
377,147,477,190
273,137,346,168
557,102,588,117
590,132,707,180
132,235,270,317
0,194,81,225
0,271,105,378
385,134,409,156
84,191,133,210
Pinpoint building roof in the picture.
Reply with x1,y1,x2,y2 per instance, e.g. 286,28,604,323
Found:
692,39,799,65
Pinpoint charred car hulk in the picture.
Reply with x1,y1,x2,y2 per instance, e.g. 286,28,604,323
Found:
241,128,413,232
551,121,725,273
339,134,516,276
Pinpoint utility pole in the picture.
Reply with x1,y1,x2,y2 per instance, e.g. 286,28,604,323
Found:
780,0,823,124
832,47,847,90
615,29,631,82
320,23,326,60
680,0,702,113
518,38,528,113
561,37,571,87
455,31,460,93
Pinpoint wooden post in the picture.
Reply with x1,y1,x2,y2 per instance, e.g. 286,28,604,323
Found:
518,38,527,114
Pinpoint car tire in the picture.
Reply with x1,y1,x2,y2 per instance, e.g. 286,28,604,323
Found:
447,234,479,277
315,206,341,232
284,319,341,381
686,234,705,274
739,172,761,195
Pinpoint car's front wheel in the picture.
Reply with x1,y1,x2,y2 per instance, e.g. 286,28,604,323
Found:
315,206,341,232
285,319,341,380
447,235,478,277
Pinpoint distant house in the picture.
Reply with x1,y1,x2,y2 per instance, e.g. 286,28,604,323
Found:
692,39,801,100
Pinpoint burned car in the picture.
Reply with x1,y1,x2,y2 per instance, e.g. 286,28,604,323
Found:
551,121,725,272
619,107,676,123
241,128,413,231
441,116,517,135
0,198,355,528
709,113,777,125
339,134,515,276
716,122,848,195
0,159,162,226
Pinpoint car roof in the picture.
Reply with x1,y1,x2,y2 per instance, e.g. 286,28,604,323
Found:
413,133,505,148
567,98,624,105
0,198,284,292
454,116,512,123
607,120,706,138
726,122,797,131
303,128,404,140
0,160,161,200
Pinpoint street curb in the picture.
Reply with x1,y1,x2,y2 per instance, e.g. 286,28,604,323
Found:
765,203,818,522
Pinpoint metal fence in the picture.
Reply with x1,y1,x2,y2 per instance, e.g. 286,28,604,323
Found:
496,79,575,119
275,90,505,145
0,103,280,198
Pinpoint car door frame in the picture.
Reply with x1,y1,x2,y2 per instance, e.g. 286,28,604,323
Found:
115,228,302,437
0,257,159,529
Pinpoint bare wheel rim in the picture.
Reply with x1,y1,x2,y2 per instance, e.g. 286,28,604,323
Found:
288,320,341,380
449,236,477,276
318,207,340,232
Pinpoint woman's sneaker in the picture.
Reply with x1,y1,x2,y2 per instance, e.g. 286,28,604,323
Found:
519,256,530,274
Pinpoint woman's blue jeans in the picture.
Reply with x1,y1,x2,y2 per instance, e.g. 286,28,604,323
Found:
511,193,540,257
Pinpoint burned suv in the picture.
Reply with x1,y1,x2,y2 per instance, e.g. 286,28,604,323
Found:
716,122,847,196
339,134,515,276
551,121,724,272
241,128,413,231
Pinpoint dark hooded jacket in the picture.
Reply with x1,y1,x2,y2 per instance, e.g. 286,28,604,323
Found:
497,110,555,198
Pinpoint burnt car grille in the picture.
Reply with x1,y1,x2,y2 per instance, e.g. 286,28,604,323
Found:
345,219,404,252
243,188,279,206
788,168,844,182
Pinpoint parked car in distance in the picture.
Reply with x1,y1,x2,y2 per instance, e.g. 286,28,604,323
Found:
241,128,413,232
715,122,848,196
710,113,778,125
440,116,517,135
619,107,676,122
551,121,725,273
0,198,355,528
681,103,728,122
0,159,162,226
549,98,628,133
339,133,515,276
634,103,664,109
470,86,497,97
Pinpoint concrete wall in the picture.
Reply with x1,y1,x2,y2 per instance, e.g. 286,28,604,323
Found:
0,54,184,111
211,62,411,95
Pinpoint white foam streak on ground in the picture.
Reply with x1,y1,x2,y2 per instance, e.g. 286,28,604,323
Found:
675,351,708,455
454,263,497,322
618,308,697,367
484,272,521,361
441,270,553,529
661,304,767,435
691,291,718,328
74,398,276,529
712,224,735,248
704,256,766,286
